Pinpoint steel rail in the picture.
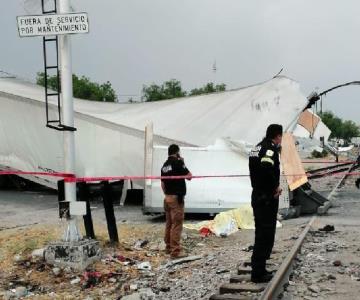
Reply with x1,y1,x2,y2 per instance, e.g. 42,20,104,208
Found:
306,161,353,175
258,216,316,300
326,160,359,200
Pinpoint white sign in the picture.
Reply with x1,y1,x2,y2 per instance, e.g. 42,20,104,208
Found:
17,13,89,37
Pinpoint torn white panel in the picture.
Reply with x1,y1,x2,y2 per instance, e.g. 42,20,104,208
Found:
0,76,307,147
313,120,331,141
337,145,354,152
293,109,331,143
293,124,310,138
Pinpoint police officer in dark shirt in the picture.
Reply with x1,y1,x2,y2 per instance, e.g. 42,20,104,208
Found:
161,144,192,259
249,124,283,283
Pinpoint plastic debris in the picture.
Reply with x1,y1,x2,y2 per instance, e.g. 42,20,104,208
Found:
137,261,152,271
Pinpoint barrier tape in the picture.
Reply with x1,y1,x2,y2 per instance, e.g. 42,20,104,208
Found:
0,171,74,178
1,170,359,183
301,160,358,164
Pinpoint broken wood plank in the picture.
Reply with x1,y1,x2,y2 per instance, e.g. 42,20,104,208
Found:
281,132,308,191
220,283,265,294
162,255,202,268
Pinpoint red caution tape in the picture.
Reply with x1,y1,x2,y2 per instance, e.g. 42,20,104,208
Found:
0,170,359,183
301,160,357,164
0,171,74,178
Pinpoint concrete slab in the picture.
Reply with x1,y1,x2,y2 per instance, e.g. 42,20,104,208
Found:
44,239,101,270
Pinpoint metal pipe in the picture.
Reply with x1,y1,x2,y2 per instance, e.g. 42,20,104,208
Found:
58,0,80,242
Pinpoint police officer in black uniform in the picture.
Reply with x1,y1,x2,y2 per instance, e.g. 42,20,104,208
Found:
249,124,283,283
161,144,192,258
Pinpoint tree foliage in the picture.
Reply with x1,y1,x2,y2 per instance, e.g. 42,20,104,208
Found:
189,83,226,96
142,79,226,102
142,79,186,102
36,72,117,102
319,111,360,141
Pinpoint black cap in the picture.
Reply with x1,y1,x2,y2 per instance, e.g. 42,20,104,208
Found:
168,144,180,156
266,124,283,139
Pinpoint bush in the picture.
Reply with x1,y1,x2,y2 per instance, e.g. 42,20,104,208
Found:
36,72,117,102
311,149,328,158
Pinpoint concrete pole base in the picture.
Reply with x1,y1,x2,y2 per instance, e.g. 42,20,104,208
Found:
44,239,101,270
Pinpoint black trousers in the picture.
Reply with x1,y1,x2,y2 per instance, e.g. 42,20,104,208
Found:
251,190,279,277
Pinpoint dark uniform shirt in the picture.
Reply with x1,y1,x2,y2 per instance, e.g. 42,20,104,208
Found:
161,156,190,196
249,138,280,195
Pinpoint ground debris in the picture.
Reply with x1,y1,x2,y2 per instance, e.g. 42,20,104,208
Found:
162,255,203,268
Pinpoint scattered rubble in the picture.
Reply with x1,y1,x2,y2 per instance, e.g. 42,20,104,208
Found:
283,225,360,300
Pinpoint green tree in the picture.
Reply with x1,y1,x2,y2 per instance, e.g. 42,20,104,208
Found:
142,79,226,101
142,79,187,102
36,72,117,102
342,120,360,141
319,111,359,141
189,83,226,96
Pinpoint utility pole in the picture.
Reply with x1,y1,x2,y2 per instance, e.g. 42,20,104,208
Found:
58,0,80,242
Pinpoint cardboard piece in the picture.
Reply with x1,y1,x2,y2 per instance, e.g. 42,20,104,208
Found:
281,132,308,191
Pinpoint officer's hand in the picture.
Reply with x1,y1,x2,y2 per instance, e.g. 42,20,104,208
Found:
186,172,192,181
274,187,282,198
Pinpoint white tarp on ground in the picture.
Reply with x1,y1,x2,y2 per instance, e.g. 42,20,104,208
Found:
0,76,307,210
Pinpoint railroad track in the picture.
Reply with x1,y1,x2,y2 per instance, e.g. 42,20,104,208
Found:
306,161,356,179
209,158,359,300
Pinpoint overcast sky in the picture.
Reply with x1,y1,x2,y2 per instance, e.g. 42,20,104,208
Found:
1,0,360,123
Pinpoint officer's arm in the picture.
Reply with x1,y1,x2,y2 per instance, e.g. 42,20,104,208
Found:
161,181,166,193
259,150,278,194
174,160,192,180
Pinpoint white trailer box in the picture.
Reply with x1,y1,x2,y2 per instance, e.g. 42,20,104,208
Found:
144,140,290,214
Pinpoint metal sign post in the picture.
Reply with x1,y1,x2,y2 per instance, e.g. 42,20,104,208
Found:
17,0,89,243
58,0,79,242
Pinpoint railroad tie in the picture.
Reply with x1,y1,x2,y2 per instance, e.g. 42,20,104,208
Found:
219,283,266,294
209,293,252,300
230,274,251,283
237,266,251,275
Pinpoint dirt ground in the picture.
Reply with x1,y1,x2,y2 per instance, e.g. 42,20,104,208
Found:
0,165,359,299
280,170,360,300
0,189,305,300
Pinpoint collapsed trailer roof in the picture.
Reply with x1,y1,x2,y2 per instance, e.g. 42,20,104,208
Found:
0,75,307,146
